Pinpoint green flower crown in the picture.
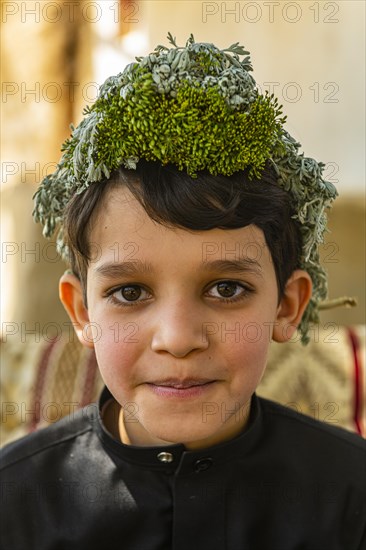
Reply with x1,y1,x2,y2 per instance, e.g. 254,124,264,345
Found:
33,33,338,343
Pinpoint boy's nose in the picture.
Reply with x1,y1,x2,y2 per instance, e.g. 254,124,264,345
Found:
150,302,210,358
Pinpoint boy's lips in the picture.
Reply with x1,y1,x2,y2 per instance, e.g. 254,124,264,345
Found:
145,378,216,398
147,378,214,388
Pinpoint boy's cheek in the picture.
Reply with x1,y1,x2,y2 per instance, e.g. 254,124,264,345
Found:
214,314,276,349
94,335,140,365
86,311,140,346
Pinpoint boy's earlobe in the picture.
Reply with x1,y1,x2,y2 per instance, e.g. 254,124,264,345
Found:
273,270,313,343
59,272,94,349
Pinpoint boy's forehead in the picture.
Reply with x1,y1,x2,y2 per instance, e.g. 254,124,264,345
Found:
89,186,271,272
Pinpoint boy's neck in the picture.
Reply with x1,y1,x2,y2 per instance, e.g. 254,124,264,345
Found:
102,396,252,450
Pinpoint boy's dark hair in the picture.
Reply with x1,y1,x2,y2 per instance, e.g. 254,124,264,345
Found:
64,159,302,306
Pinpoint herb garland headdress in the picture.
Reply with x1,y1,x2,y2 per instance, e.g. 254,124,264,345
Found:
33,33,339,343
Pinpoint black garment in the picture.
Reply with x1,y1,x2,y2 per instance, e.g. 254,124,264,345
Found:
1,387,365,550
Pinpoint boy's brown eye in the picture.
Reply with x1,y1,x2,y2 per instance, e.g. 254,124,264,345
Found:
216,282,238,297
121,286,142,301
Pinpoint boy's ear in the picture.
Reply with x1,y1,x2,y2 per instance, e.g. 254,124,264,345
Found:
273,270,313,343
59,272,94,349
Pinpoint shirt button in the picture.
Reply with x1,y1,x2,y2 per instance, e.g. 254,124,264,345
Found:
157,452,174,463
194,458,213,472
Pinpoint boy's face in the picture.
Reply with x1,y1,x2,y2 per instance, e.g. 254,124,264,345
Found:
61,186,311,450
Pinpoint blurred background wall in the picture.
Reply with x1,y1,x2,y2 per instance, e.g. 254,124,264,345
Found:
1,0,365,338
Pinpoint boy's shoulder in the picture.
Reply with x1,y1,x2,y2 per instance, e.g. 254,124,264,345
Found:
0,403,97,472
257,394,366,456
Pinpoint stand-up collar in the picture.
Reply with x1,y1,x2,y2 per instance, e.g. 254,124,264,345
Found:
93,386,263,475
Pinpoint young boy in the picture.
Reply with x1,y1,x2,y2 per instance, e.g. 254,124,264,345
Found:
1,34,365,549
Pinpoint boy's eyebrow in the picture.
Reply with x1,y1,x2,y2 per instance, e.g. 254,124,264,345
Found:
201,258,263,277
94,260,153,279
94,258,263,279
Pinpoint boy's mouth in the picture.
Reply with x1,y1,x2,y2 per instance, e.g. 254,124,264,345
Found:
148,378,214,389
145,379,216,398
